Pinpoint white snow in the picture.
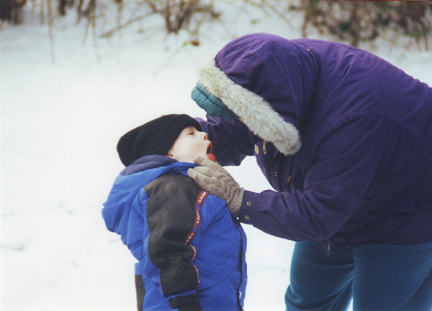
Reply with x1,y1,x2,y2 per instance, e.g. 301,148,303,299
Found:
1,2,431,311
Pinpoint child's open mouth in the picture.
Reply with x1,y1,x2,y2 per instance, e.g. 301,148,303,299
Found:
207,143,217,162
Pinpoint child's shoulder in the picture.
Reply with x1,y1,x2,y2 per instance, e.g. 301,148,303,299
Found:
144,174,201,198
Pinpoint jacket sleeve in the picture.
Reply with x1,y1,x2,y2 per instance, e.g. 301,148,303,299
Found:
144,174,203,310
239,116,398,242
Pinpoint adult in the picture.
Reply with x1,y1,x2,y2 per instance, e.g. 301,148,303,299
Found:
187,33,432,310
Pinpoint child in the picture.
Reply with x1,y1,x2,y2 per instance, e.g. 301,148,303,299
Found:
102,114,247,311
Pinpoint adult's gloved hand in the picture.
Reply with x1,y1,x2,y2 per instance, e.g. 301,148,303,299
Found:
187,157,244,217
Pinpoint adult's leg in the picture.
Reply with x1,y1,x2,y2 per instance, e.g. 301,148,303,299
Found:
285,242,354,311
353,241,432,311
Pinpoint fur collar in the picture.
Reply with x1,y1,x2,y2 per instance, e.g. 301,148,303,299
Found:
197,59,301,155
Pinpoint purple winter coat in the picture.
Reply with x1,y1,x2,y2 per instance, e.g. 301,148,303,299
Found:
194,33,432,251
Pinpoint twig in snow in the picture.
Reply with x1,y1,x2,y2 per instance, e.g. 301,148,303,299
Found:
100,11,159,38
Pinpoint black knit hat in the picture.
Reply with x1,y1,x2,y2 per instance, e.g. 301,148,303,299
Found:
117,114,202,166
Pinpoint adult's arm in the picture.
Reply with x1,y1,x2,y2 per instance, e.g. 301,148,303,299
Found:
239,115,395,242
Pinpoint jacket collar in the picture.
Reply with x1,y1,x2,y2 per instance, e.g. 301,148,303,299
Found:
120,155,196,176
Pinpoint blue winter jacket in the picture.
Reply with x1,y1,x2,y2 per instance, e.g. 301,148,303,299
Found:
102,156,247,310
192,33,432,252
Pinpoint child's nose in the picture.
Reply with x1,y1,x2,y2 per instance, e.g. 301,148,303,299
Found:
202,132,208,140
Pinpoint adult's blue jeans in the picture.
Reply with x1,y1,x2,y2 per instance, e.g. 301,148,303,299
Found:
285,241,432,311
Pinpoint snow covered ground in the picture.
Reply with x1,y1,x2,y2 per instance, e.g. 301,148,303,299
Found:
1,2,431,311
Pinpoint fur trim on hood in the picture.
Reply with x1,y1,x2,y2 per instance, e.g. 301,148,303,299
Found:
197,59,301,156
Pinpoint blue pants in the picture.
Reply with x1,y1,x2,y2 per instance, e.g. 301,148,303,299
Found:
285,241,432,311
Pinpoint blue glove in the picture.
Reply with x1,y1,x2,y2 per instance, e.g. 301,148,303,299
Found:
191,83,240,120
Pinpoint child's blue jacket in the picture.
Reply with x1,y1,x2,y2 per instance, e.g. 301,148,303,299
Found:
102,156,247,311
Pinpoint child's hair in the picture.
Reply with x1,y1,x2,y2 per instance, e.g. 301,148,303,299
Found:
116,114,202,166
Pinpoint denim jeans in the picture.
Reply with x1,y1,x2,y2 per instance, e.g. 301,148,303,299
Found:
285,241,432,311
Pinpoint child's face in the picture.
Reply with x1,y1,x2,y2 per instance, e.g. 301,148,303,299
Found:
168,126,213,163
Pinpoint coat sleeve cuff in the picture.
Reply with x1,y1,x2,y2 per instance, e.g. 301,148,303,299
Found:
238,190,259,224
